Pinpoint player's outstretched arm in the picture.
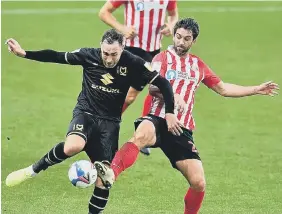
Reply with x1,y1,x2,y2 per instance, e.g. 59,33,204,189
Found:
211,81,279,97
6,38,69,64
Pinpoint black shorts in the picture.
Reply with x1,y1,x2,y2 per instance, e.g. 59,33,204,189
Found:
134,115,201,168
125,46,160,63
66,112,120,163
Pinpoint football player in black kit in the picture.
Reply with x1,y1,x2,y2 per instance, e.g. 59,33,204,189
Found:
5,29,183,214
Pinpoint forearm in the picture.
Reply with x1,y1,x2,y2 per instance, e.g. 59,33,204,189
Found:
220,83,258,97
151,76,174,113
167,14,178,33
25,50,67,64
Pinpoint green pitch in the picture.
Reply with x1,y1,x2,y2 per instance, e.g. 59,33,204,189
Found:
2,1,282,214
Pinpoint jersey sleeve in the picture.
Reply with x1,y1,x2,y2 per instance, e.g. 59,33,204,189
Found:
129,55,159,91
109,0,126,8
65,48,90,65
201,61,221,88
167,0,177,11
151,52,167,77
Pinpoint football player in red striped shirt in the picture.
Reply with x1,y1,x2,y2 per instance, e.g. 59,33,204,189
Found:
95,18,279,213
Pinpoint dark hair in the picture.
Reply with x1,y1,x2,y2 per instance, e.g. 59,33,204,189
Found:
173,18,200,40
101,29,124,46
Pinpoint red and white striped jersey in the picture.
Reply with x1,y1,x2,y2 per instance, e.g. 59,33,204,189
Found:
110,0,177,52
150,46,221,130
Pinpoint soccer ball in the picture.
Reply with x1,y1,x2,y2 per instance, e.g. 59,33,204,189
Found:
68,160,97,188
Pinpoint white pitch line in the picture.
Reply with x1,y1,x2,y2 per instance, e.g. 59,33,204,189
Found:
2,7,282,15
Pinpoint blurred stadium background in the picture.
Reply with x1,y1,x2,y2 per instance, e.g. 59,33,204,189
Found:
2,1,282,213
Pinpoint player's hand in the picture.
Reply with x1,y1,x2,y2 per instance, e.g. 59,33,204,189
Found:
160,23,172,37
5,38,26,57
174,94,186,113
165,113,183,136
254,81,279,96
121,26,137,40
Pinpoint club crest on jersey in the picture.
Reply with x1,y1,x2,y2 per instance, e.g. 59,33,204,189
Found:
117,66,127,76
165,70,178,80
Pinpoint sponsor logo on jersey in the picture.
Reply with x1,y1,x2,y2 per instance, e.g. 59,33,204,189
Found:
165,69,178,80
100,73,114,85
91,84,120,94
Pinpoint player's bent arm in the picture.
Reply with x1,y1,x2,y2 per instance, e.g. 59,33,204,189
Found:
167,7,179,34
150,75,175,113
99,2,124,33
211,81,259,97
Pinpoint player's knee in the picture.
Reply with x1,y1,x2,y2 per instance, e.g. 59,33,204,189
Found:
134,121,155,148
134,131,147,148
134,131,154,149
64,135,86,156
190,178,206,192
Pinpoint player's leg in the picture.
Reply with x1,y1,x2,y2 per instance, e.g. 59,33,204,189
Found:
162,130,205,214
176,159,205,214
95,116,158,188
5,113,91,187
140,94,153,156
124,46,154,156
87,119,119,214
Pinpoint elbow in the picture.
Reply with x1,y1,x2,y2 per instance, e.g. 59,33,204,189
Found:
98,9,106,21
219,90,230,97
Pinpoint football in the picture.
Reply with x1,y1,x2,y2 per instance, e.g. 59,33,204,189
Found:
68,160,97,188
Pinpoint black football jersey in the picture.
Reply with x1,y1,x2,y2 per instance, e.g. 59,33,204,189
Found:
65,48,158,121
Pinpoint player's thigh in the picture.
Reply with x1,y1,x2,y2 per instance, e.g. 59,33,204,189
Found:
133,115,161,148
161,129,204,184
176,159,205,191
86,119,120,163
65,113,94,155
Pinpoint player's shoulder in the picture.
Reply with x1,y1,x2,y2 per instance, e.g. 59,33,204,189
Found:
120,50,146,65
79,47,101,59
189,53,208,68
152,50,168,62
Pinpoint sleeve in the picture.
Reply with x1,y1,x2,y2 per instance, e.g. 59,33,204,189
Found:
167,0,177,11
109,0,126,8
65,48,90,65
151,52,167,76
201,61,221,88
129,55,159,91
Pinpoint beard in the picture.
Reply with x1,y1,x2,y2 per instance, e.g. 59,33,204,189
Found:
173,44,189,56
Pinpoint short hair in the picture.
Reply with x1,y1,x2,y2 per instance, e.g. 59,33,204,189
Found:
173,18,200,40
101,29,124,46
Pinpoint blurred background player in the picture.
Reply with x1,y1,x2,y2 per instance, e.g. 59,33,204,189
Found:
99,0,179,155
94,18,279,214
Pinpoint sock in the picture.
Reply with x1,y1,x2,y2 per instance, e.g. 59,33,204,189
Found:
32,142,70,173
142,95,152,116
88,186,109,214
184,188,205,214
110,142,139,179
